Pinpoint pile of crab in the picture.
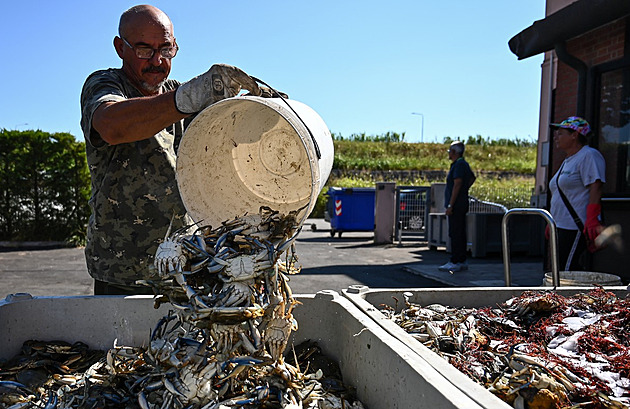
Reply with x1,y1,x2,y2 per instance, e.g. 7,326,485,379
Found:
0,207,364,409
381,288,630,409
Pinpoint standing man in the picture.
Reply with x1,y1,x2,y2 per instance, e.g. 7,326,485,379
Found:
80,5,268,295
439,141,476,272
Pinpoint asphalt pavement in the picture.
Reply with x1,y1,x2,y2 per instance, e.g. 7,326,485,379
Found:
0,219,545,299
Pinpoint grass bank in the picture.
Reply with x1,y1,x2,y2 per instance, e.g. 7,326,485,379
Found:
311,140,536,218
333,140,536,174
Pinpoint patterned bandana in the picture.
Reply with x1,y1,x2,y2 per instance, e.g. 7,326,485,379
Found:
550,116,591,136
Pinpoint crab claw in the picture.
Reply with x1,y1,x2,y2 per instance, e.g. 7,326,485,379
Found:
264,315,296,362
155,238,187,277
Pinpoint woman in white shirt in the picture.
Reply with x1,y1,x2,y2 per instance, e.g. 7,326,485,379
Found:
549,117,606,271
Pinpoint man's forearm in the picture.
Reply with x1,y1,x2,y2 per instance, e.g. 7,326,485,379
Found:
92,90,189,145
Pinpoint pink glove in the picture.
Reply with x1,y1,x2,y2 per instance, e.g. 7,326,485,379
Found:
584,203,602,252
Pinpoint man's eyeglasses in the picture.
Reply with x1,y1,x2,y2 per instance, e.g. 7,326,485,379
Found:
122,37,178,59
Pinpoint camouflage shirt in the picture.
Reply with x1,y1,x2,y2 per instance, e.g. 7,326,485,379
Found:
80,68,191,286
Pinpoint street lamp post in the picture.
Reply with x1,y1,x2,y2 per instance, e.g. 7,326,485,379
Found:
411,112,424,143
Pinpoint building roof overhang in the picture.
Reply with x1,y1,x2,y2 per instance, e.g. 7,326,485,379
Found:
508,0,630,60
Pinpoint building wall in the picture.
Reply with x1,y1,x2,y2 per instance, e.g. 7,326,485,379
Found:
550,18,627,172
536,1,628,192
546,0,575,15
533,53,554,200
533,0,575,201
537,2,630,277
554,18,626,122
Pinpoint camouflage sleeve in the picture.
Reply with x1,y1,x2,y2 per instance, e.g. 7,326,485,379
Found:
80,70,127,147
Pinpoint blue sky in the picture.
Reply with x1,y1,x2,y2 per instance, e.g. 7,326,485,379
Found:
2,1,545,143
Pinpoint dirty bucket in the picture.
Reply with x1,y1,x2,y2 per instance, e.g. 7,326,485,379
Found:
176,96,334,227
542,271,623,287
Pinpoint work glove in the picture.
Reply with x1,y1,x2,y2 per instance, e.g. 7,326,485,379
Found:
257,86,289,99
175,64,261,114
584,203,603,252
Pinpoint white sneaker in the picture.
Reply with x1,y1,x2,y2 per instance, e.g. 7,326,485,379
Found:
438,261,457,271
439,261,468,272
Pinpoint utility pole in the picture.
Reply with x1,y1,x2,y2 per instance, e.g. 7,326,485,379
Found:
411,112,424,143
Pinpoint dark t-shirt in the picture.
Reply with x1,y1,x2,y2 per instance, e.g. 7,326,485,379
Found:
444,157,474,209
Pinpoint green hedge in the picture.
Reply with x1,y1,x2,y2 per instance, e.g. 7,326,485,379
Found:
0,129,91,244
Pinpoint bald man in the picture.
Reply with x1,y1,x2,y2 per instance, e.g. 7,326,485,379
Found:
80,5,268,295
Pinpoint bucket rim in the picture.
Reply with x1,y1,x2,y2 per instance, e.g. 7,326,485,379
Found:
542,270,623,286
544,270,622,278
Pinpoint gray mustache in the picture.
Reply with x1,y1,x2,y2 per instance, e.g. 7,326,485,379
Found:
143,67,166,73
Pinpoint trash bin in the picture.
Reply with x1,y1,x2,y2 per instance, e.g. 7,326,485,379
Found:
326,187,375,237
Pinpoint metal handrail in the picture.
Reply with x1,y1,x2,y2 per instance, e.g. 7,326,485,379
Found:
501,208,559,287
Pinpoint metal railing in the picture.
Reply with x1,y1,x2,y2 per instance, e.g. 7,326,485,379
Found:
501,208,559,287
468,196,508,213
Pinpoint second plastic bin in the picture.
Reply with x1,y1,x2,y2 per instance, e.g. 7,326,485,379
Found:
326,187,375,237
342,286,630,409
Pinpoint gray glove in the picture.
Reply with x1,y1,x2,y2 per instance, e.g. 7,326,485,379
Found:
175,64,261,114
257,86,289,99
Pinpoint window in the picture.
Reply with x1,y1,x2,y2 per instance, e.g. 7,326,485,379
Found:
597,66,630,194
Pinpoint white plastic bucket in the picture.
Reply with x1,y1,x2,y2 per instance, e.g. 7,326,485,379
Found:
176,96,334,227
542,271,622,287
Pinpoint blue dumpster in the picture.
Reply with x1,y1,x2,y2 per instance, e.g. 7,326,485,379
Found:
326,187,375,237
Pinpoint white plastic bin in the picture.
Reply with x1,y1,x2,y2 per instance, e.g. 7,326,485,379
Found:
0,291,489,409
